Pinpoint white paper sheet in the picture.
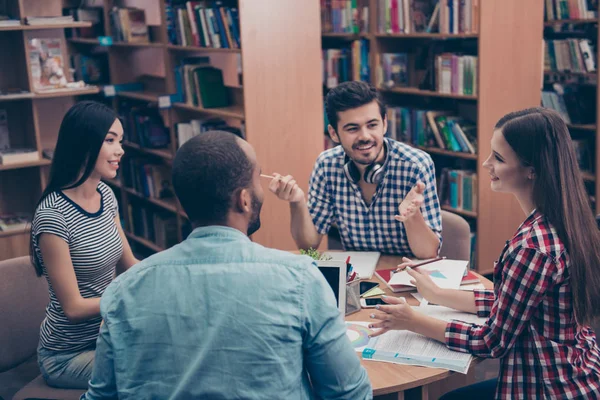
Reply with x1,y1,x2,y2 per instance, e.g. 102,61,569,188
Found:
323,251,380,279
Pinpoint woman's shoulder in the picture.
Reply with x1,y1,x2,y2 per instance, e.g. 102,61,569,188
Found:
34,191,65,216
511,212,566,261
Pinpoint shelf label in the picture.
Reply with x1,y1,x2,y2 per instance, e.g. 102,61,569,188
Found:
98,36,113,46
103,85,116,97
158,95,172,109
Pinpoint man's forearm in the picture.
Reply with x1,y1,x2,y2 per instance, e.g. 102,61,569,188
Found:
403,212,440,258
290,200,322,250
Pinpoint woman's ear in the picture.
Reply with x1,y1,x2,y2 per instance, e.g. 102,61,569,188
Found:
528,168,536,180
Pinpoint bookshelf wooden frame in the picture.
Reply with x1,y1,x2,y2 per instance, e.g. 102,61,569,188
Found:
544,12,600,220
0,1,105,260
1,0,323,260
322,0,545,275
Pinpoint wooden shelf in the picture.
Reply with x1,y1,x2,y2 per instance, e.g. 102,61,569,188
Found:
321,32,369,39
0,87,101,101
111,41,164,48
173,102,245,119
441,205,477,219
0,227,30,238
0,159,51,171
582,171,595,182
123,142,173,160
418,146,478,160
124,231,164,252
32,86,101,98
68,38,101,45
117,91,160,102
0,21,92,31
379,87,478,100
166,44,240,53
0,93,34,102
568,124,596,132
374,33,478,39
123,187,179,214
544,18,597,26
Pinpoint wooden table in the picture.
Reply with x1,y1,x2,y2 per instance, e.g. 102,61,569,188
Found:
345,254,493,400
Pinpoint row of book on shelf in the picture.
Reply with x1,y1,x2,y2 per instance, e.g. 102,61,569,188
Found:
544,39,596,74
544,0,597,21
438,168,477,213
376,0,479,34
173,56,231,109
176,118,244,148
386,107,477,154
541,83,596,126
109,7,150,44
123,202,178,250
320,0,369,34
323,40,371,88
377,51,478,96
166,1,241,49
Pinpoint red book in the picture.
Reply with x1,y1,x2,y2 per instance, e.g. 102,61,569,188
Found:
374,268,415,293
461,270,480,285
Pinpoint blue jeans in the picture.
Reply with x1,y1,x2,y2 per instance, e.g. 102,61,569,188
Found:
37,344,95,389
439,378,498,400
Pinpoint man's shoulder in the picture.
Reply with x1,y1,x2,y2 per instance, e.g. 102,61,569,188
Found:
388,139,433,168
315,145,345,167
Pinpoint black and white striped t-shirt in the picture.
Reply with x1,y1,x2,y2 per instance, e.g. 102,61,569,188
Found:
32,181,123,352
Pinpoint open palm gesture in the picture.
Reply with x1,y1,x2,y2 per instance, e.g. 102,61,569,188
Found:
395,181,425,222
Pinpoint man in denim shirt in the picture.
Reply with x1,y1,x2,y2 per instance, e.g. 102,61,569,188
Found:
81,131,372,400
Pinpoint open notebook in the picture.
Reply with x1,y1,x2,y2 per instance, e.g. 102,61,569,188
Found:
362,305,486,374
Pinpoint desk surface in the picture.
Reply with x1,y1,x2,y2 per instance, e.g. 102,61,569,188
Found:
345,254,493,396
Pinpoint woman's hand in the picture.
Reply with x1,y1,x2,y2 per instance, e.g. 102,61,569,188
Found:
396,258,442,304
368,296,416,337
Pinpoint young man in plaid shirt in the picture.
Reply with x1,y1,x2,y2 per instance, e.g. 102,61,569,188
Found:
370,108,600,399
269,81,442,259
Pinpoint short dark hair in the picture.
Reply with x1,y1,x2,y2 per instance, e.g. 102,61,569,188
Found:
172,130,254,226
325,81,387,132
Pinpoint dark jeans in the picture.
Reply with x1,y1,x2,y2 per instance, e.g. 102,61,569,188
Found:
439,378,498,400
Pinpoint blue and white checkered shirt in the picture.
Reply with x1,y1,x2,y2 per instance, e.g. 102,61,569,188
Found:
308,138,442,256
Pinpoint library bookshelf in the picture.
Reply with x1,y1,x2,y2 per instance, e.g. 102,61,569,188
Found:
543,9,600,222
0,0,323,260
321,0,545,275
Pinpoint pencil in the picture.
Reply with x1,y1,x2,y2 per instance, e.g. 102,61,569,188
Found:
260,174,276,179
396,256,446,271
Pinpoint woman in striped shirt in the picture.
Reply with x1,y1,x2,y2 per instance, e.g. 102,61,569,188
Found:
370,107,600,399
30,101,139,389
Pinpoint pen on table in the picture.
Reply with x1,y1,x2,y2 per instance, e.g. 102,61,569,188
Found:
396,256,446,272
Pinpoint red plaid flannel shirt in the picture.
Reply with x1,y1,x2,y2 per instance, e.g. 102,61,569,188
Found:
445,210,600,399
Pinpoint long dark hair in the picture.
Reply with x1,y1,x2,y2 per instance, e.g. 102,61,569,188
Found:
496,107,600,325
30,101,118,276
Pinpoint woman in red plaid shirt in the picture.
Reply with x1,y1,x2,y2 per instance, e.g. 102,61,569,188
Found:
369,107,600,399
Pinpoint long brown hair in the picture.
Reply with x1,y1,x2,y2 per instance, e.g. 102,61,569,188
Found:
496,107,600,325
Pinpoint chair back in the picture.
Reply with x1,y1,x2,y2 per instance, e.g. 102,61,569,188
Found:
440,210,471,261
0,256,48,372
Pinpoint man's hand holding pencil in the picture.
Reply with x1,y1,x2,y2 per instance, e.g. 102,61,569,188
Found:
263,173,305,203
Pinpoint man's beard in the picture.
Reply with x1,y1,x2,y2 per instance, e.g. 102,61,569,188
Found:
247,190,262,236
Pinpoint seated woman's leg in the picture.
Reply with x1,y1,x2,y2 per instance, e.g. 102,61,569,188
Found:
439,378,498,400
38,345,95,389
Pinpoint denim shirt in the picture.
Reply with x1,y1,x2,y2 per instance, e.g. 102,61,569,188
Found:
82,226,372,400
